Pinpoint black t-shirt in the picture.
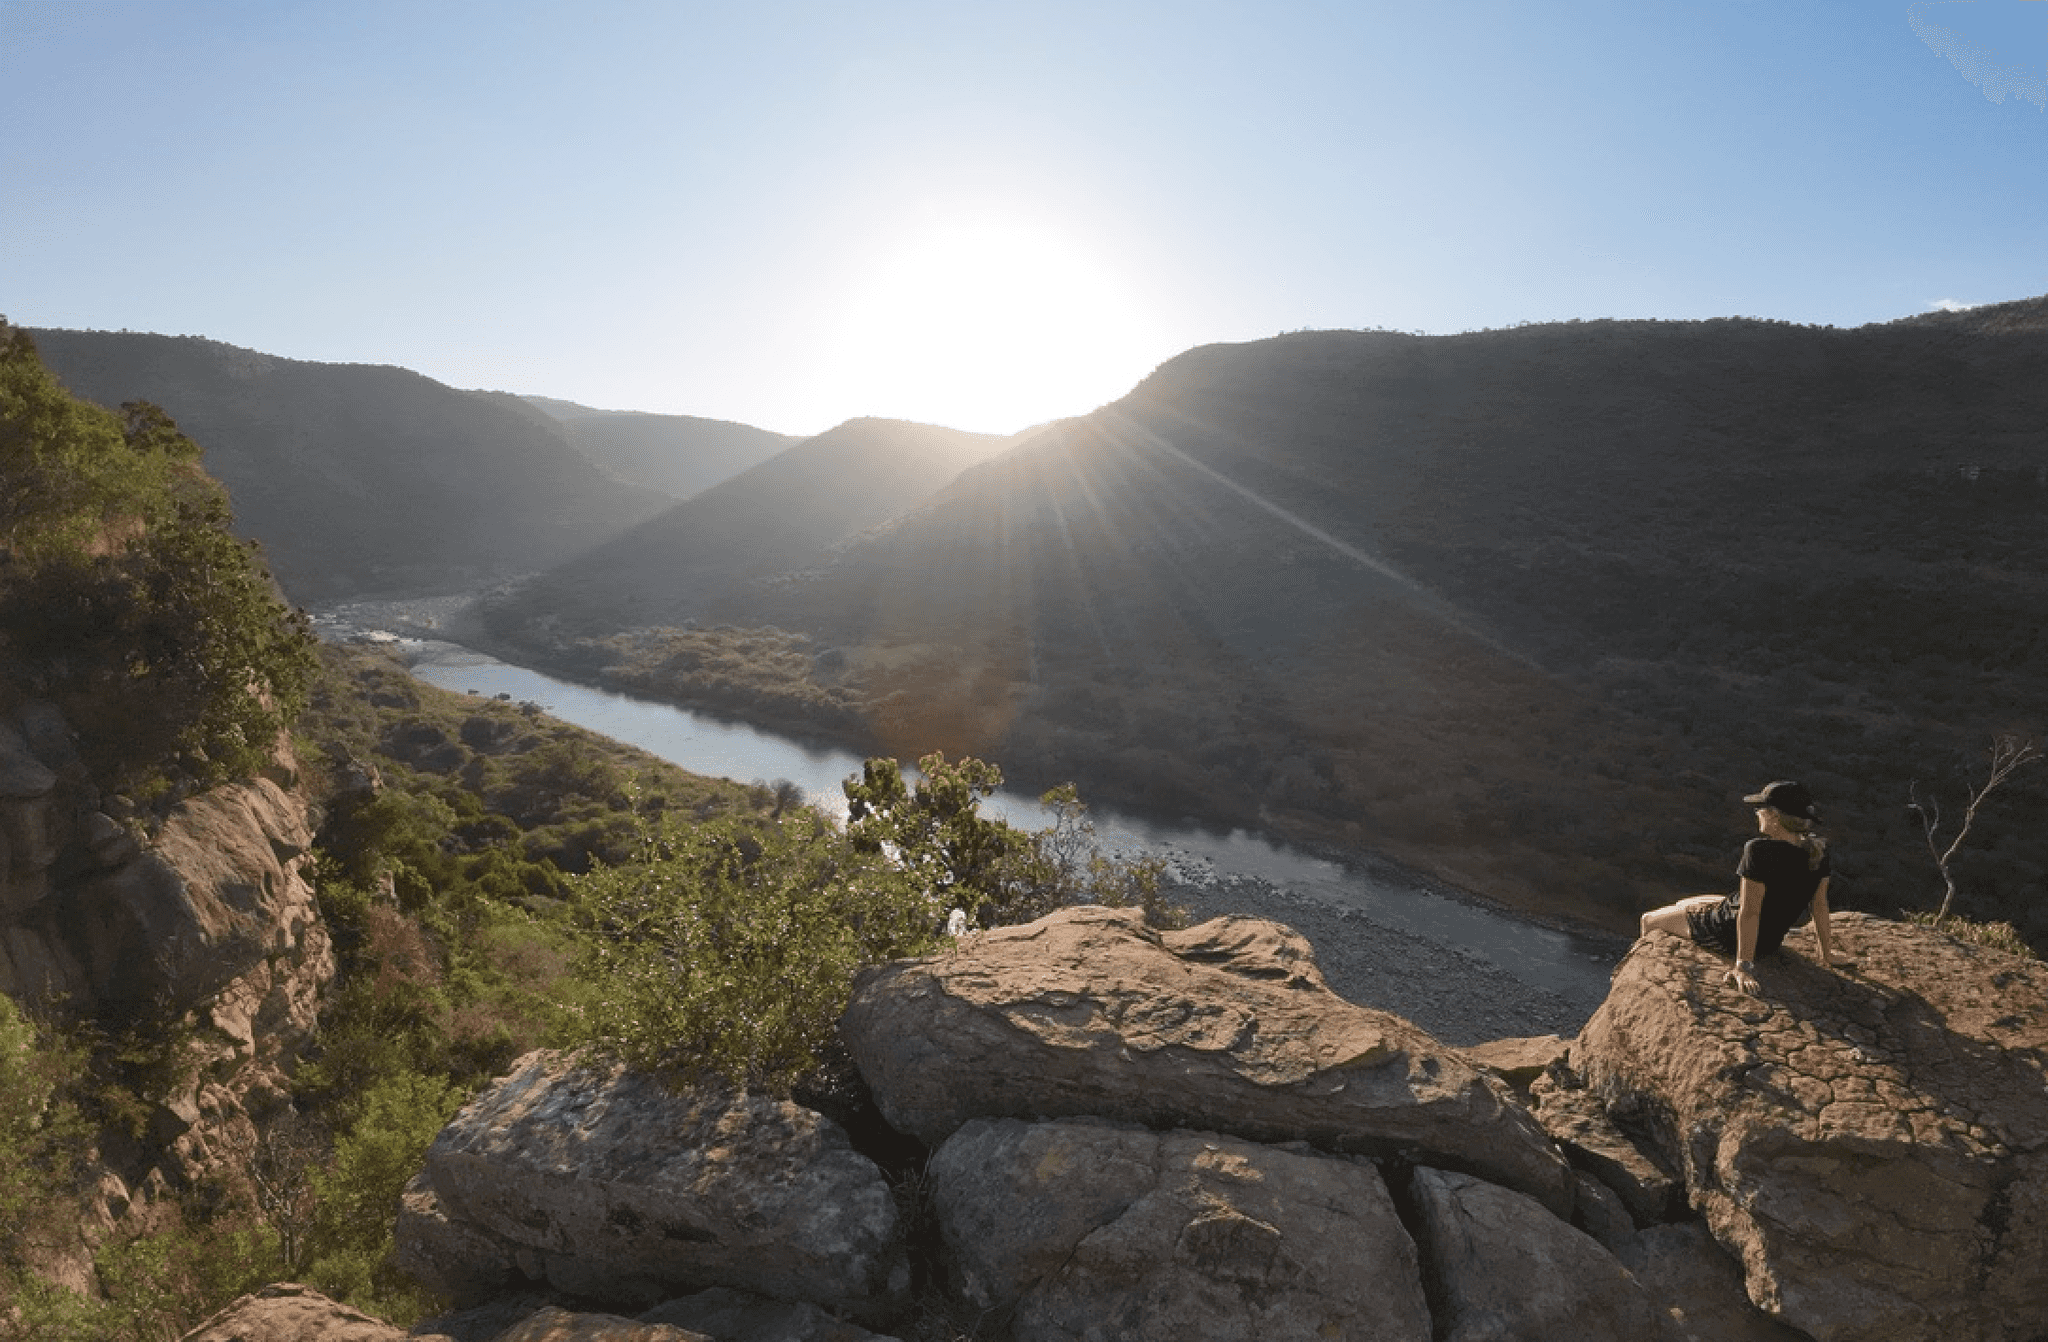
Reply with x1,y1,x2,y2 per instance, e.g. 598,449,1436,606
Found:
1689,838,1830,957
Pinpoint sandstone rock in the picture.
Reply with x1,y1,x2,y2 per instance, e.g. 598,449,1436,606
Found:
1409,1165,1677,1342
1528,1064,1684,1225
491,1305,709,1341
395,1172,520,1302
177,1282,407,1341
1576,912,2048,1342
930,1115,1431,1342
65,773,324,1013
1615,1222,1811,1342
638,1286,902,1341
1458,1032,1569,1087
1570,1169,1637,1251
408,1051,905,1314
840,905,1572,1213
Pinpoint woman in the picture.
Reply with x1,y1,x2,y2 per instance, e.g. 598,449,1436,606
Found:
1638,781,1855,995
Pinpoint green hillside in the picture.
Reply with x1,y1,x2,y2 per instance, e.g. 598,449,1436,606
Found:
30,330,673,602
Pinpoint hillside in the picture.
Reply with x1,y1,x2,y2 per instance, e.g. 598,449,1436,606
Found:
482,306,2048,942
29,330,673,601
480,416,1034,636
517,394,798,499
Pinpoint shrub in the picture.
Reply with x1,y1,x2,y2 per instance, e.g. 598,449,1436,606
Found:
301,1069,467,1325
568,813,941,1092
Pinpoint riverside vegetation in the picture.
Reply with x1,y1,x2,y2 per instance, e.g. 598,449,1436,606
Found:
0,322,1170,1337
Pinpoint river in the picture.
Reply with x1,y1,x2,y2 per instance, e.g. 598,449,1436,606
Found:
351,631,1621,1044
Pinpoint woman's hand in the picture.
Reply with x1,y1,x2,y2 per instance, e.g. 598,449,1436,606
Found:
1825,950,1857,970
1723,965,1761,996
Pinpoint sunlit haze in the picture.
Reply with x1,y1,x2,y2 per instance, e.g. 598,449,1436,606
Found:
4,0,2046,435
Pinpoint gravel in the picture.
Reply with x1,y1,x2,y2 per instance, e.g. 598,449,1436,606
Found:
1163,869,1621,1048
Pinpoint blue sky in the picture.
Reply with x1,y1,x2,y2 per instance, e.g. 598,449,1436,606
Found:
3,0,2045,435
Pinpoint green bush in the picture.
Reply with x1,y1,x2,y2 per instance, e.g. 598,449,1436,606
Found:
301,1070,466,1325
568,812,941,1092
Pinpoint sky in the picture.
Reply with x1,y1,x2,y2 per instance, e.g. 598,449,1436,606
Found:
3,0,2046,437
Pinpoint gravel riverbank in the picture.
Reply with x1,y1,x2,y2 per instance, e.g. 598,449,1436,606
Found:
1162,868,1624,1048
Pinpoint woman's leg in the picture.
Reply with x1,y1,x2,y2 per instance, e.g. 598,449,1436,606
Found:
1639,894,1723,940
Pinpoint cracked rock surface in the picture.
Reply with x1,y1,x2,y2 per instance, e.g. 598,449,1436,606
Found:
1575,911,2048,1342
929,1116,1430,1342
404,1051,905,1315
839,905,1572,1213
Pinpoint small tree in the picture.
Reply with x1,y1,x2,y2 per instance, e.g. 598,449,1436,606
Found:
1908,733,2043,927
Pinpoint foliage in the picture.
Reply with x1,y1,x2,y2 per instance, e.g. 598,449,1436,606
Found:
1903,909,2038,960
0,998,90,1280
0,320,317,793
846,755,1179,931
568,812,940,1092
300,1070,466,1325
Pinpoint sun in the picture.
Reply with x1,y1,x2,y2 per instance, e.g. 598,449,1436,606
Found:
822,215,1162,433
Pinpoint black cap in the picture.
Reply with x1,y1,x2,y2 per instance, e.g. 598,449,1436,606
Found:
1745,780,1817,821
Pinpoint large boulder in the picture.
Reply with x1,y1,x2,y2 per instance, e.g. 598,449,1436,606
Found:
839,906,1572,1213
1408,1165,1678,1341
71,771,323,1013
1575,912,2048,1342
929,1116,1431,1342
177,1283,408,1341
403,1050,907,1315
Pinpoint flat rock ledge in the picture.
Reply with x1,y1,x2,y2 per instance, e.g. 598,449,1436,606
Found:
838,905,1573,1214
398,1050,906,1316
1575,911,2048,1342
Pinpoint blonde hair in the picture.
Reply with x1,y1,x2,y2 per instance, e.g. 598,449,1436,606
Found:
1771,810,1827,871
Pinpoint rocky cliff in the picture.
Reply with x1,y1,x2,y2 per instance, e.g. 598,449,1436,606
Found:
177,904,2048,1341
0,700,332,1230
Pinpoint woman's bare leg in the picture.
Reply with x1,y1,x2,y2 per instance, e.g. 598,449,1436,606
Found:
1639,894,1723,940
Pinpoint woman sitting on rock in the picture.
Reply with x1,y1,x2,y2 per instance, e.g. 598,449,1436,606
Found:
1638,780,1854,995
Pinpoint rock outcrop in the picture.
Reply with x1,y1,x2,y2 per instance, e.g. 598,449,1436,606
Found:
1409,1165,1677,1341
1576,912,2048,1342
178,1282,410,1341
0,702,333,1213
838,905,1573,1214
929,1116,1432,1342
400,1050,906,1315
339,903,2048,1341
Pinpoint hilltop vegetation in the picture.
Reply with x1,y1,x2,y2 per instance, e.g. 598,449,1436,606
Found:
0,322,317,796
29,329,673,601
516,394,798,499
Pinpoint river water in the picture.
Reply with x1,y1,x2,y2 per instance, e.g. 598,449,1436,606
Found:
377,636,1621,1040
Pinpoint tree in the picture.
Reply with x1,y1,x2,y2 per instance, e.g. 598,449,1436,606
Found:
843,753,1028,919
1908,734,2043,926
0,323,317,792
844,756,1180,930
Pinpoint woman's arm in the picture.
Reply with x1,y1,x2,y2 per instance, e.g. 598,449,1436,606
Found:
1811,878,1853,967
1726,877,1765,994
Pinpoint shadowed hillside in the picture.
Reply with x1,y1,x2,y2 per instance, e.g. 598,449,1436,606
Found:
484,304,2048,939
517,395,798,499
481,416,1036,636
30,330,673,601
